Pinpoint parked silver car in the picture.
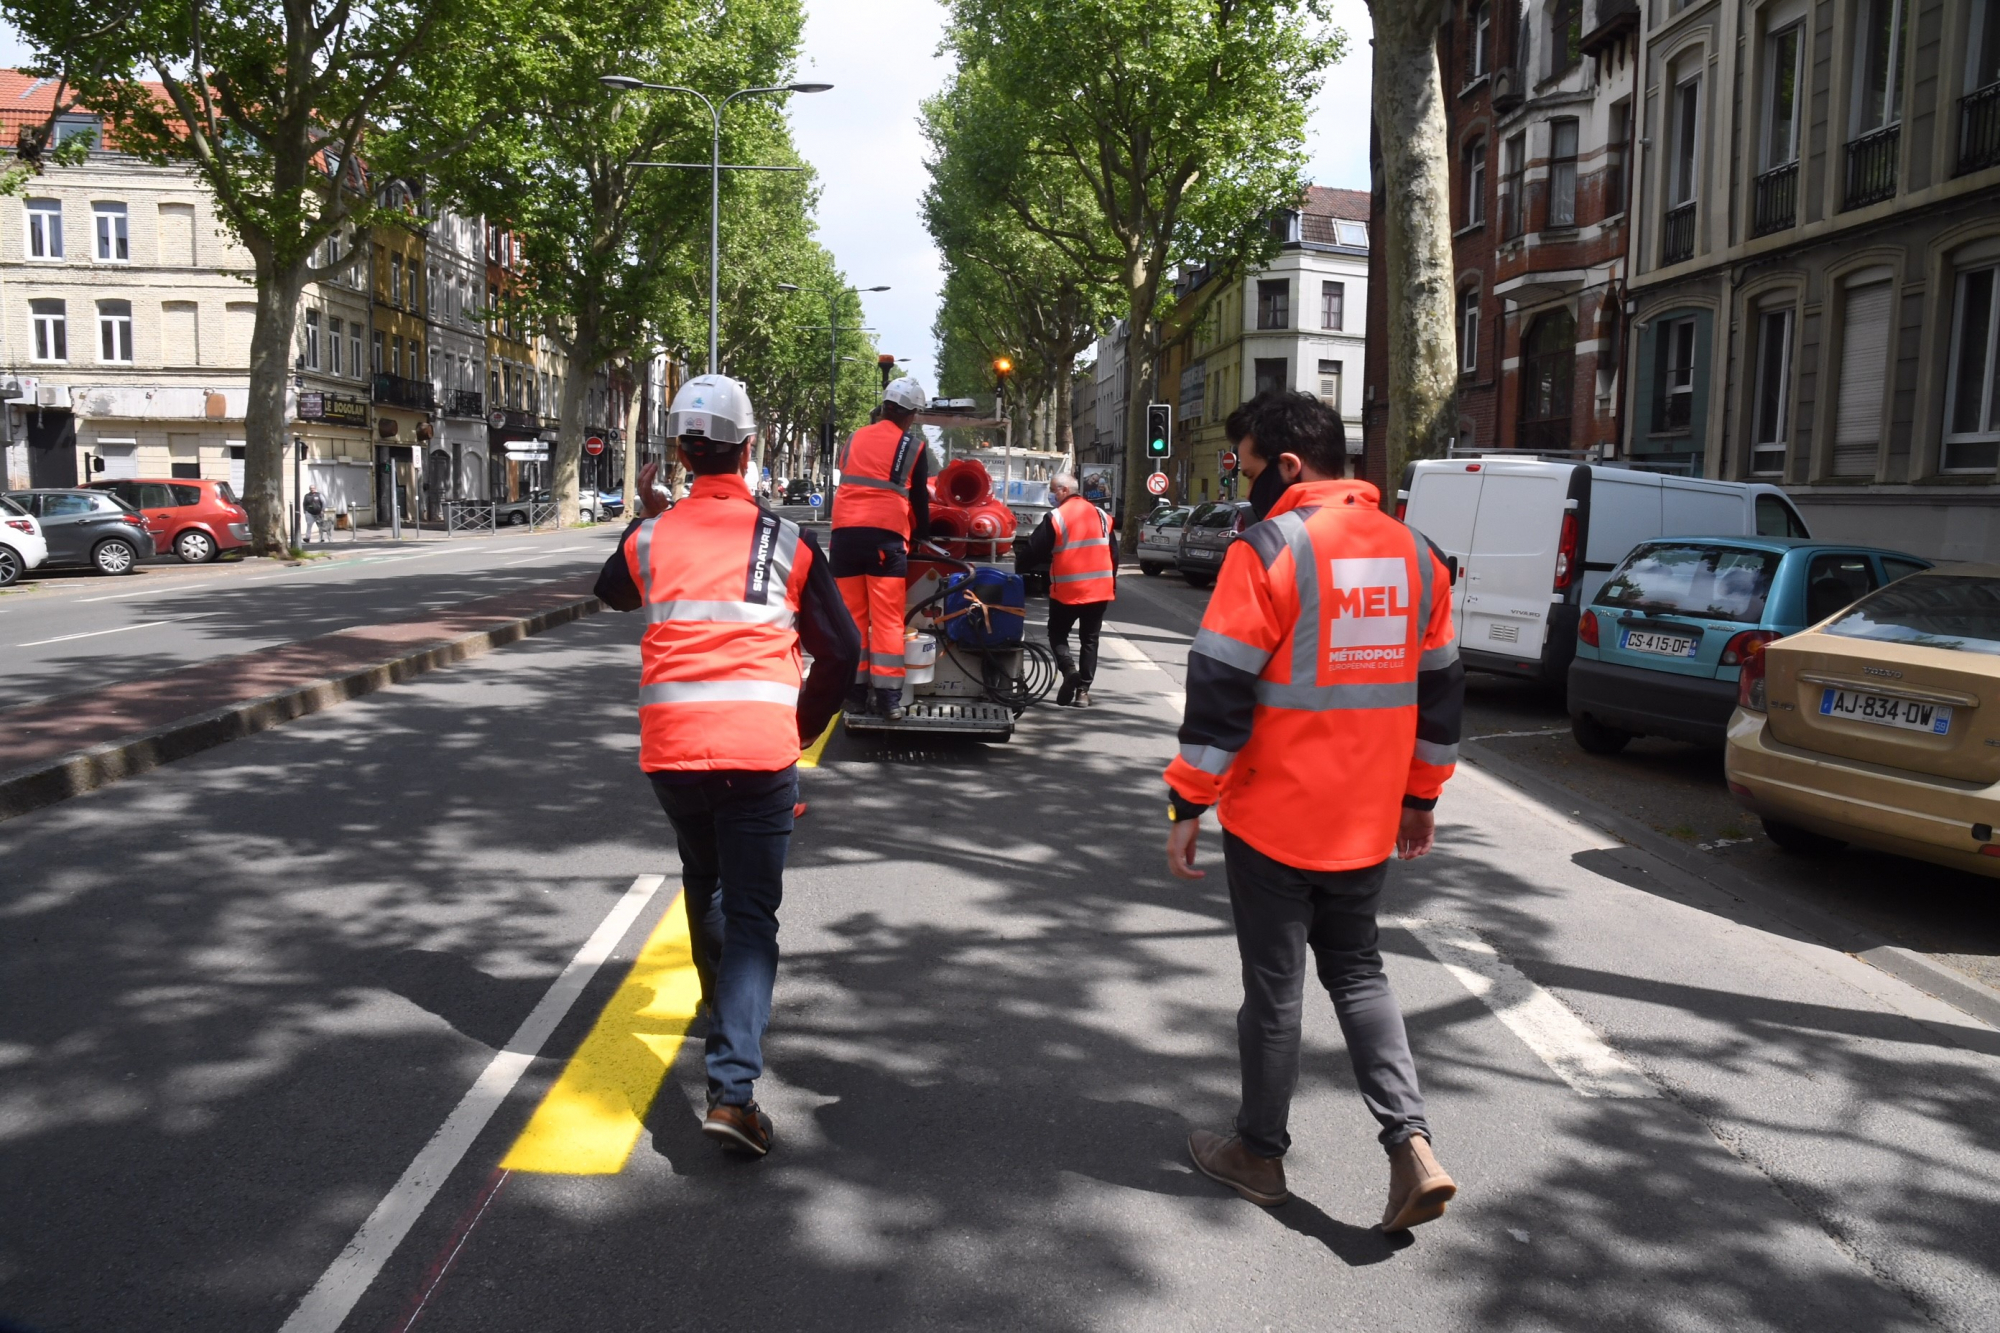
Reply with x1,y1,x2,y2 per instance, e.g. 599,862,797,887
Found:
1175,500,1253,589
1137,504,1190,576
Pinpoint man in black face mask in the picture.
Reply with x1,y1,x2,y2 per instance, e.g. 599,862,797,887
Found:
1232,390,1348,519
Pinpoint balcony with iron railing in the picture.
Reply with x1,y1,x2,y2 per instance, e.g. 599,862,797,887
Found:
1753,161,1798,235
1844,124,1900,209
1961,81,2000,175
372,373,435,411
445,388,484,418
1661,200,1696,265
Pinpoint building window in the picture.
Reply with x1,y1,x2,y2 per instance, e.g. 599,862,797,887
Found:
351,328,363,379
97,299,133,363
93,203,128,261
1550,0,1582,77
1321,281,1345,330
328,317,343,376
1335,220,1368,247
1654,316,1698,432
1671,78,1702,205
1458,290,1481,373
1943,263,2000,472
1473,2,1491,78
390,255,403,307
1765,25,1804,168
1750,308,1793,475
1853,0,1907,136
428,266,439,314
304,308,321,370
1253,357,1288,396
30,299,67,361
1256,279,1290,330
1317,359,1343,408
1464,138,1487,226
372,329,384,374
1606,100,1630,216
491,368,501,402
1500,133,1526,239
1519,309,1576,450
26,198,62,259
392,335,405,378
1832,278,1892,475
410,340,422,381
1547,118,1579,228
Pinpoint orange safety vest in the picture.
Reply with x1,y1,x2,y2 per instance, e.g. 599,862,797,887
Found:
1164,479,1458,871
625,472,811,772
1049,494,1116,604
831,419,922,536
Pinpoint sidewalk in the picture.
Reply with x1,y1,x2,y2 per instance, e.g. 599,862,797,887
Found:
0,578,600,821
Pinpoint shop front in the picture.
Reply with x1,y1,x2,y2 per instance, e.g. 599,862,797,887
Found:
296,389,376,529
371,383,433,528
486,407,547,500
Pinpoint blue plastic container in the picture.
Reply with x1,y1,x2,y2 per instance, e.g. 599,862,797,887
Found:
940,568,1026,647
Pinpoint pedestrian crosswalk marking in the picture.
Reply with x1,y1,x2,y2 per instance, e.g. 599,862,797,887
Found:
1396,919,1659,1099
500,890,703,1174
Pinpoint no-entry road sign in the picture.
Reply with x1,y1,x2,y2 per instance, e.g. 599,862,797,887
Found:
1220,450,1238,472
1146,471,1170,496
584,436,605,456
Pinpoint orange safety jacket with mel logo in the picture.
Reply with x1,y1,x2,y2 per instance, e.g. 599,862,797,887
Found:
1048,494,1116,604
626,473,814,772
1164,478,1463,871
831,418,923,537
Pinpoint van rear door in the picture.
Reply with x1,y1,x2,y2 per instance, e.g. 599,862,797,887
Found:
1579,468,1661,606
1403,462,1482,639
1462,460,1570,663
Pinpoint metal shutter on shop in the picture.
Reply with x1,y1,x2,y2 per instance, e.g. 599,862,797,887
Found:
1832,282,1891,476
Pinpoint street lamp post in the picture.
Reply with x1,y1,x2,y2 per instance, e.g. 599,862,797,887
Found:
779,281,888,489
601,74,832,374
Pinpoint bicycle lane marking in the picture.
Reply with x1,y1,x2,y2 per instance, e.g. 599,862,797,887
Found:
277,873,668,1333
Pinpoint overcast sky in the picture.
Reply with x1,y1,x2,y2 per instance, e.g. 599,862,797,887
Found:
1,1,1373,394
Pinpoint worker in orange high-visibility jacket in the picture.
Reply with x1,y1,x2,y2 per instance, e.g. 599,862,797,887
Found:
593,374,860,1160
1164,390,1464,1235
830,375,931,720
1020,471,1116,706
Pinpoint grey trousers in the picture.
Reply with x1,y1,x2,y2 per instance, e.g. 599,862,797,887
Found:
1224,832,1430,1156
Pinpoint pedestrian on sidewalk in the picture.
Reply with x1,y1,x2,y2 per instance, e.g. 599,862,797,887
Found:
1164,389,1465,1232
302,487,328,543
829,376,931,720
592,374,861,1158
1020,472,1117,706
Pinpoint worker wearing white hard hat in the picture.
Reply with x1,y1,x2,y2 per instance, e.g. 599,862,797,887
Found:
590,372,861,1158
828,374,933,720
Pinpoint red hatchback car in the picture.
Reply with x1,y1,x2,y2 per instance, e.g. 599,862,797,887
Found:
88,478,252,563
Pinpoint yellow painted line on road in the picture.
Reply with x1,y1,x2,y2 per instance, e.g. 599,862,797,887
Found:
799,712,840,768
500,890,701,1174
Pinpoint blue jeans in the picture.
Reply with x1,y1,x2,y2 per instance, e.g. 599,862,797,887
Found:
647,766,797,1108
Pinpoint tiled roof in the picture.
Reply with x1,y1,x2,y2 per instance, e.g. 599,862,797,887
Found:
1304,186,1370,222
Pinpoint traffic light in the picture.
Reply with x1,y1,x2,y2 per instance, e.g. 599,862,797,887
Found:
1146,402,1171,458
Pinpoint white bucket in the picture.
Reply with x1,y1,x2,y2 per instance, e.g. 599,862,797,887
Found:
902,633,937,700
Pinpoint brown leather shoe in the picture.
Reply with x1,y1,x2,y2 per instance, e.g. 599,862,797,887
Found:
702,1101,774,1156
1188,1130,1289,1206
1380,1133,1455,1230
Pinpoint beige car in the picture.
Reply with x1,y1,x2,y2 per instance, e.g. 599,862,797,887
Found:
1725,562,2000,878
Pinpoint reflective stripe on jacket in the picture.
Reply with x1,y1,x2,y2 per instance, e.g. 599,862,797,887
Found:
626,472,811,771
1048,494,1116,604
1164,478,1463,871
831,419,922,536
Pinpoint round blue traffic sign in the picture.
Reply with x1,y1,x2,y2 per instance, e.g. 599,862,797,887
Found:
808,492,824,508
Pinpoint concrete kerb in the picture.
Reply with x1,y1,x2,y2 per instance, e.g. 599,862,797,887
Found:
1460,739,2000,1034
0,594,602,824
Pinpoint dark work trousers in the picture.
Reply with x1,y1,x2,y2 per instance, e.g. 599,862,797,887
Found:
648,766,798,1108
1223,831,1430,1156
1046,599,1107,687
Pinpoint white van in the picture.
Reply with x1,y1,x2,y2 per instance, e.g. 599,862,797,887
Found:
1398,457,1810,687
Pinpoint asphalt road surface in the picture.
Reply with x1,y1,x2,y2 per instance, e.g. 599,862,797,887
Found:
0,525,626,710
1116,569,2000,993
4,580,1996,1332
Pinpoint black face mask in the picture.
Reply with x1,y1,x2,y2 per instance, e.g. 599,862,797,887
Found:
1248,462,1295,521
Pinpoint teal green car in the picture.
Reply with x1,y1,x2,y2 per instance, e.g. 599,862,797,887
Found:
1567,537,1930,752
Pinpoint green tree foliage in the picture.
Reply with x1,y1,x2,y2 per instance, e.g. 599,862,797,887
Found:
6,0,503,552
940,0,1341,541
434,0,810,523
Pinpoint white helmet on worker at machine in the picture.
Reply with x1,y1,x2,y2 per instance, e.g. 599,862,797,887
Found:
882,376,928,413
666,374,756,444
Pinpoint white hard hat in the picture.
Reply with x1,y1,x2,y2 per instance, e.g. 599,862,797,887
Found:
882,376,928,413
666,374,756,445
